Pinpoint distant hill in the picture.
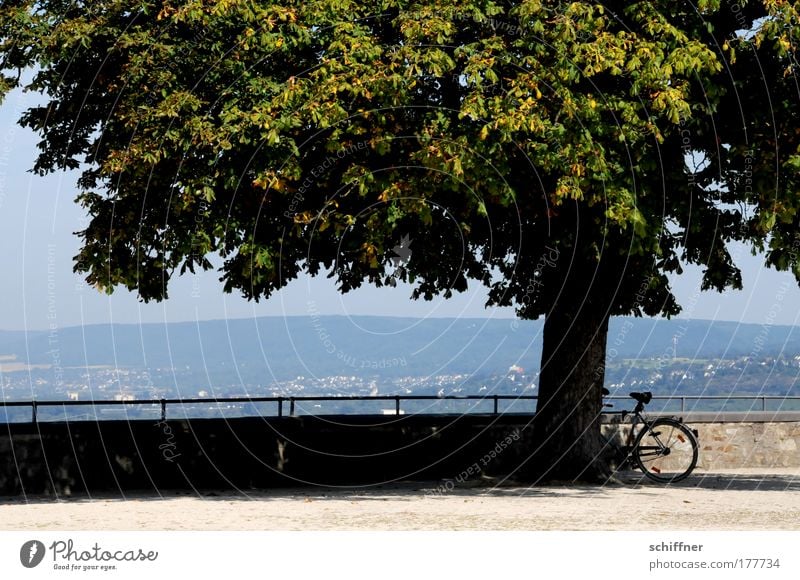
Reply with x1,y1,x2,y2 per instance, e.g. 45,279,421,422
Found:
1,316,799,381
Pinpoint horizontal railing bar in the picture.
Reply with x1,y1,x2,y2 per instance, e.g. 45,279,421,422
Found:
2,392,799,425
1,394,799,415
1,394,798,407
0,395,536,407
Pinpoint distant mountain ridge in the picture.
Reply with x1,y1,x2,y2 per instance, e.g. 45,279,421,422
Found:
2,316,799,380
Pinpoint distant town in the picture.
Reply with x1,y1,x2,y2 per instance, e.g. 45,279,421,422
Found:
2,352,799,421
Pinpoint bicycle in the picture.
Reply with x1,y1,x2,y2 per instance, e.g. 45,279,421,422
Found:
600,390,699,484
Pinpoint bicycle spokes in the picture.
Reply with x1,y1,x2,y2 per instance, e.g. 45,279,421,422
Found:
633,419,698,483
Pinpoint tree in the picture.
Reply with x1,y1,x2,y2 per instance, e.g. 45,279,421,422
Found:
2,0,800,482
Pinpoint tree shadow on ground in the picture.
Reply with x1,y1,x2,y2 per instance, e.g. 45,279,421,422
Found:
2,470,799,505
559,470,800,492
670,471,800,491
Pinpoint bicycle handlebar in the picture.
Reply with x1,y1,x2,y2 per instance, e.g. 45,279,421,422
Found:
601,391,649,419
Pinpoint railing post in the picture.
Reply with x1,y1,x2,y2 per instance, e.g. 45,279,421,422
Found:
32,401,37,423
160,399,166,421
681,397,685,413
493,395,498,415
395,396,400,416
290,398,295,416
762,397,767,412
278,399,283,418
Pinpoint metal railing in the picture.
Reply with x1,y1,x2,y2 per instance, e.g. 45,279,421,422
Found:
1,394,799,423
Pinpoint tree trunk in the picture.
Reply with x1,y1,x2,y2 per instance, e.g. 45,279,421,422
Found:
528,288,611,483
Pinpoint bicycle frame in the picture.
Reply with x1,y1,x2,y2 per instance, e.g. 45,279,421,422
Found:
601,394,699,481
600,407,647,469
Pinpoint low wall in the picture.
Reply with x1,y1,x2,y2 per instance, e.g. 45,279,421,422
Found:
603,412,800,470
0,415,529,496
1,413,798,495
692,421,800,469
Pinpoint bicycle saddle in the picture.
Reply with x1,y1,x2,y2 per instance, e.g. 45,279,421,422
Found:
629,391,652,404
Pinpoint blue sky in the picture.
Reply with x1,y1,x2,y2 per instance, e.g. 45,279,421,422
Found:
2,86,799,331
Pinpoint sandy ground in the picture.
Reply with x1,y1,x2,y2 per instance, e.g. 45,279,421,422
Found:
2,469,799,531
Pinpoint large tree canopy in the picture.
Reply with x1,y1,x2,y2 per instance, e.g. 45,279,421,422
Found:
2,0,800,481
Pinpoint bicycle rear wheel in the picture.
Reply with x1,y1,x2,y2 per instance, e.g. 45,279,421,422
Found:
633,418,698,483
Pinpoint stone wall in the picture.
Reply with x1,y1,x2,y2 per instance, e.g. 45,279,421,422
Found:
691,422,800,469
0,415,529,495
1,413,798,495
601,412,800,469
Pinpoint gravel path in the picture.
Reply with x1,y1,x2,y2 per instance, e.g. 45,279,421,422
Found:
2,469,799,531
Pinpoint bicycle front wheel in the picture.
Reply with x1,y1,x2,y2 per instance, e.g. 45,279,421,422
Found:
633,418,698,483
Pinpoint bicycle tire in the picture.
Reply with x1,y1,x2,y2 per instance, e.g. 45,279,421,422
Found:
632,418,698,483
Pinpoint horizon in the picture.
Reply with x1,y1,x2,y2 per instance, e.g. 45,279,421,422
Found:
5,312,800,333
